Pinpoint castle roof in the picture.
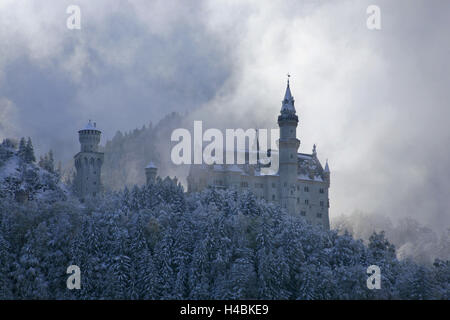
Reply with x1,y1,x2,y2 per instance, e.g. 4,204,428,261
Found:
145,161,157,169
278,76,298,123
324,160,330,173
79,120,101,132
227,164,243,173
280,77,296,114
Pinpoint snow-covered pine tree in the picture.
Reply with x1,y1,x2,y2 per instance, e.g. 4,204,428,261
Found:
25,137,36,163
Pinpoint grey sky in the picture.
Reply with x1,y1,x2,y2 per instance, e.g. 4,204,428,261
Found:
0,0,449,229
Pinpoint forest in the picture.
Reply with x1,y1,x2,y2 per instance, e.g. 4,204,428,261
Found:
0,135,448,299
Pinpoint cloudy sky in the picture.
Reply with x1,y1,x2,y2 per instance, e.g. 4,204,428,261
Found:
0,0,449,229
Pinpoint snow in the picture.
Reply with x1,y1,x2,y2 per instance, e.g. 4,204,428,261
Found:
0,155,446,299
80,120,100,132
145,161,157,169
0,156,20,180
0,145,67,202
298,174,310,180
212,164,225,171
227,164,243,173
298,153,312,160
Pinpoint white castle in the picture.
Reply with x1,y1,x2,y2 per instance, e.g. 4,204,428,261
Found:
74,120,104,200
73,80,330,229
187,79,331,229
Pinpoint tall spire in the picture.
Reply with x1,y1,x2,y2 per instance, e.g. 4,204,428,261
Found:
284,74,293,100
281,74,296,114
324,159,330,173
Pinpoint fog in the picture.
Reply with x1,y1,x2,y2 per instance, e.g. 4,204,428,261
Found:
0,0,449,232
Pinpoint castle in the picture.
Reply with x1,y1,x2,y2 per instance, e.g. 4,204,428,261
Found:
73,80,330,229
187,79,331,229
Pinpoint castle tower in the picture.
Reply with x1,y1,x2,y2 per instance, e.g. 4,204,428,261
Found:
278,76,300,214
145,161,158,185
74,120,104,199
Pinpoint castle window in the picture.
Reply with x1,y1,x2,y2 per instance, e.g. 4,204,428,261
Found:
297,185,300,191
305,199,309,205
291,190,293,195
300,211,306,216
290,154,293,159
241,182,248,188
319,188,324,194
272,195,276,200
297,198,299,204
316,213,322,218
320,201,324,207
304,186,309,192
284,182,287,187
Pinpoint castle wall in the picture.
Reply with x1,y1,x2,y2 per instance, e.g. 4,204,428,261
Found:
187,165,330,229
74,152,104,198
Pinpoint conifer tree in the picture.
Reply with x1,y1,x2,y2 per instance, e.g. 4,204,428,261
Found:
25,137,36,163
18,137,26,160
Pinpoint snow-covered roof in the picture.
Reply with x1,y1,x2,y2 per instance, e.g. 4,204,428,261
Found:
227,164,243,173
298,153,312,160
213,164,225,171
297,173,324,182
145,161,157,169
80,120,101,132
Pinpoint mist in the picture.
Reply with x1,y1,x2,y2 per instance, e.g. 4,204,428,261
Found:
0,0,449,234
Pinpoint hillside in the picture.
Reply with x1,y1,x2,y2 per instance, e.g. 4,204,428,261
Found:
0,183,448,299
0,138,67,203
101,112,188,190
0,136,448,299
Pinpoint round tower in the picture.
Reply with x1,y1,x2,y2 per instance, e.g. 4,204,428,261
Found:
278,76,300,214
74,120,104,200
145,161,158,185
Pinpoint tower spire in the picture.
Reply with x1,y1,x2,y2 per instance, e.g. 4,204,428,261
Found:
324,159,330,173
280,74,296,115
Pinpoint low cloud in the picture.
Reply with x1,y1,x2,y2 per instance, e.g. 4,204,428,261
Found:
0,0,448,231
